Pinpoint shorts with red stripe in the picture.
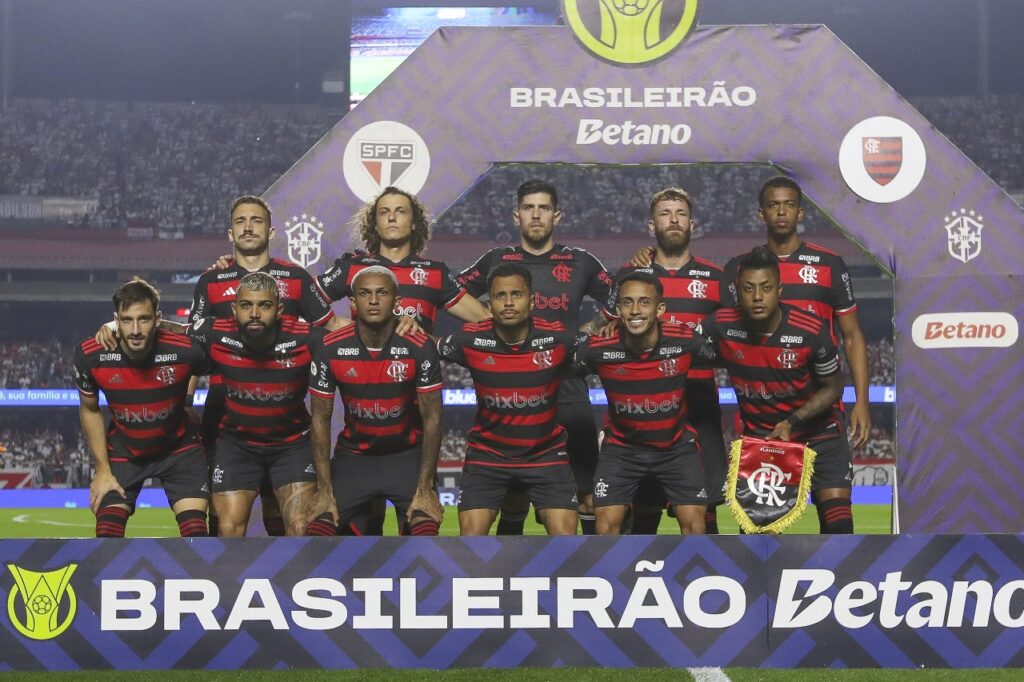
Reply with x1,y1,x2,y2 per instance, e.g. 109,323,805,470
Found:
458,449,578,512
104,439,208,511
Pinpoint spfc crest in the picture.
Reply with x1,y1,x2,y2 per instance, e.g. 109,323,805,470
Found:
726,436,816,534
862,136,902,186
944,209,983,264
285,215,324,268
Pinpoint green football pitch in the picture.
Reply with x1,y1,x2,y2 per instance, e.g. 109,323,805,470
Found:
0,504,892,538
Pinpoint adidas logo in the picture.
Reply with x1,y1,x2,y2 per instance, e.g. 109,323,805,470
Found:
109,374,125,384
614,367,626,375
304,463,315,474
484,356,496,365
697,489,707,499
223,286,237,297
346,367,358,377
201,483,209,493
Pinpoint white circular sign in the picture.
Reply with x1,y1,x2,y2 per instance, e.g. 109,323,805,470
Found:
342,120,431,203
838,116,926,204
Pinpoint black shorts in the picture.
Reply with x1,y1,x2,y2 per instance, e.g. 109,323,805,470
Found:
459,455,577,513
200,381,226,449
332,448,421,531
211,435,316,493
104,442,208,511
808,435,854,491
687,377,726,506
593,442,707,508
558,401,598,497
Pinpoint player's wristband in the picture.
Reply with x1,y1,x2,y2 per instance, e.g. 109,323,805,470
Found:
185,394,195,407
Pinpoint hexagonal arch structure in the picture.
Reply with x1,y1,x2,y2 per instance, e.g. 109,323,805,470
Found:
266,25,1024,533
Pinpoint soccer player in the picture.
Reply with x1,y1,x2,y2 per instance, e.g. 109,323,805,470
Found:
578,270,709,535
458,179,613,534
75,278,211,538
187,272,325,536
608,188,727,534
438,263,580,536
306,266,444,536
723,177,871,449
701,247,853,534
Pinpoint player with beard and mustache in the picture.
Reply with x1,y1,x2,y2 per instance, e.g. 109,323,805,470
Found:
187,272,326,536
614,188,727,534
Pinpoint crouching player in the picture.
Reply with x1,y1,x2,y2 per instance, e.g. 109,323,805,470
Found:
306,266,444,536
75,278,211,537
576,270,709,535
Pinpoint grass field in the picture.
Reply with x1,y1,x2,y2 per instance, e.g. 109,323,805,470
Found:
0,504,892,538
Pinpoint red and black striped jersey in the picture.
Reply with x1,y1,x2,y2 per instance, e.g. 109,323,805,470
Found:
437,318,578,465
317,253,467,334
308,324,442,456
73,330,210,460
608,257,726,382
458,244,613,403
189,257,334,327
701,304,842,442
576,322,706,450
188,316,324,445
724,241,857,340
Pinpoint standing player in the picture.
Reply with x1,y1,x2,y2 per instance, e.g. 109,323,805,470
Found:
306,266,444,536
723,177,871,449
578,271,709,535
458,179,613,534
75,278,211,538
611,188,727,534
188,272,324,536
438,264,580,536
701,247,852,533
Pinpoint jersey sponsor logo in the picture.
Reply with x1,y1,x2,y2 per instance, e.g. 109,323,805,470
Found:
534,292,570,311
336,348,360,356
602,351,626,360
798,265,818,285
352,402,404,420
726,329,748,339
395,303,424,319
153,354,179,363
562,0,699,66
156,367,177,385
779,335,804,344
409,267,429,286
500,253,523,261
216,272,236,280
420,360,431,375
911,312,1018,349
342,121,431,202
689,269,711,278
386,361,409,383
797,254,821,264
483,392,549,410
284,215,324,269
734,381,796,401
944,208,983,264
99,353,122,362
472,338,497,348
6,563,78,641
532,350,555,369
613,396,680,415
269,269,292,277
776,349,799,369
659,346,683,355
113,405,175,423
389,347,410,356
274,340,297,352
225,385,296,402
839,116,926,203
576,119,691,146
552,263,573,283
219,336,244,349
687,279,708,298
531,336,555,348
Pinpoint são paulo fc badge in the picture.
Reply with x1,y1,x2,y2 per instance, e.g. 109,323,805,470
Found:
284,214,324,268
342,121,431,202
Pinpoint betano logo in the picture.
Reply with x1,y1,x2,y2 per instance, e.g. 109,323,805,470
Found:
6,563,78,640
562,0,699,66
911,312,1018,349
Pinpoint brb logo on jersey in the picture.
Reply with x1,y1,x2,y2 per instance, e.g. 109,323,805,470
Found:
839,116,926,203
342,121,431,202
562,0,700,66
6,563,78,640
284,214,324,268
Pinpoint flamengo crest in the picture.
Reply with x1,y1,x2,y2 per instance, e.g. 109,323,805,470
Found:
944,208,983,264
285,214,324,268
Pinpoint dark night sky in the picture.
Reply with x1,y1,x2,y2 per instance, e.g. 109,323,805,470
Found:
8,0,1023,103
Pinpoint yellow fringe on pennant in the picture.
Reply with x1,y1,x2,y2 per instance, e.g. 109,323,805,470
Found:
726,438,817,535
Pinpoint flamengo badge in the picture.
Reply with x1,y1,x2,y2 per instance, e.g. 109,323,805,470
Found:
285,214,324,268
944,208,983,264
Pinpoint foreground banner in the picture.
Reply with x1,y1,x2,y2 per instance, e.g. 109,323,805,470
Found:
2,535,1021,670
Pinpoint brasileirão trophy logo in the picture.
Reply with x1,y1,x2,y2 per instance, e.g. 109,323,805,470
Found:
6,563,78,640
562,0,699,65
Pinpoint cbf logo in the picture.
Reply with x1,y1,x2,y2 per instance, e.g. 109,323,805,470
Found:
562,0,699,66
6,563,78,640
777,348,798,369
342,121,431,202
284,214,324,268
944,208,983,264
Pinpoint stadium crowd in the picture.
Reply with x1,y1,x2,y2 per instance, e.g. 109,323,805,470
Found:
1,96,1021,237
0,414,91,488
